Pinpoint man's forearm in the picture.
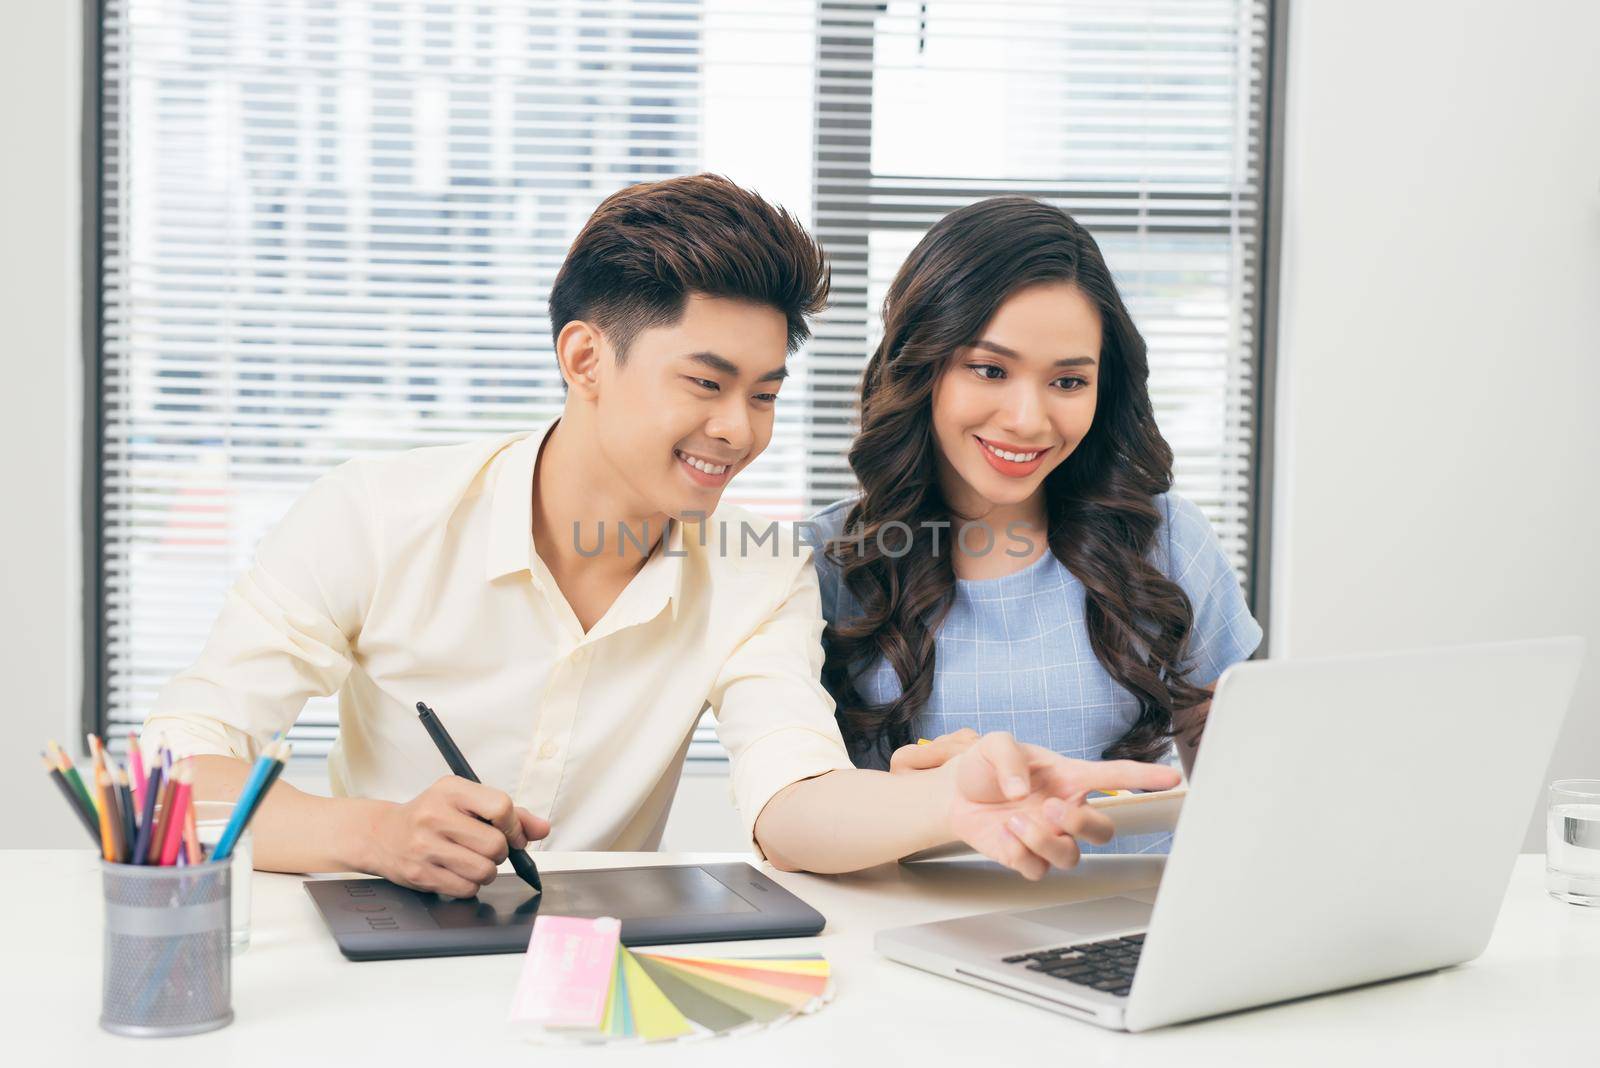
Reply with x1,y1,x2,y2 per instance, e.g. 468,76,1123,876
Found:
188,755,388,875
754,766,956,874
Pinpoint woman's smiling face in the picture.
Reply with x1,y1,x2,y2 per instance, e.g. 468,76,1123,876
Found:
930,281,1102,516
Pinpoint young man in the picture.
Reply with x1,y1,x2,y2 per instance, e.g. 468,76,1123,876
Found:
147,174,1175,896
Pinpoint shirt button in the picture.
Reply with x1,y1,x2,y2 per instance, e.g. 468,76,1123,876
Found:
539,740,559,760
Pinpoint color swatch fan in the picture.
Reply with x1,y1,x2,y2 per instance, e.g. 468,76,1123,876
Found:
509,916,832,1044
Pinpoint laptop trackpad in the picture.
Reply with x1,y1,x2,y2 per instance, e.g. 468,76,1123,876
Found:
1014,896,1154,939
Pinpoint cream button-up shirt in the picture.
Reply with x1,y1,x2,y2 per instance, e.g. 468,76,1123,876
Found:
145,423,855,851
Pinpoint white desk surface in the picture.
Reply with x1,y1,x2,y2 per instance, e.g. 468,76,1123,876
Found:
3,850,1595,1065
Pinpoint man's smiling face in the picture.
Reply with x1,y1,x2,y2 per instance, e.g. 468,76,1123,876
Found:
591,293,790,520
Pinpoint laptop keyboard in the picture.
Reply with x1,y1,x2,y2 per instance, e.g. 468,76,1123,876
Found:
1002,933,1144,997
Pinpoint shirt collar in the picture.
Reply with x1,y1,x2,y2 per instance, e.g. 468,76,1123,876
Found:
483,421,554,583
483,420,687,624
587,517,687,638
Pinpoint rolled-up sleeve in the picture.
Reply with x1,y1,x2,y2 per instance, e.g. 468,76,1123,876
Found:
143,462,379,762
707,552,855,854
1163,494,1264,684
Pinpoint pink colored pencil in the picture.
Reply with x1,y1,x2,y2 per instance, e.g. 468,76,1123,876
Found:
158,767,193,866
128,731,147,813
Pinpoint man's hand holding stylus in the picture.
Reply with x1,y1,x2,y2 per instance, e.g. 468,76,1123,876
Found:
363,776,550,898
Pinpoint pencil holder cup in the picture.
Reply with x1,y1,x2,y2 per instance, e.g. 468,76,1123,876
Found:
100,858,234,1037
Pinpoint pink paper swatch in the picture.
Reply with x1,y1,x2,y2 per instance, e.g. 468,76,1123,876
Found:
509,915,622,1028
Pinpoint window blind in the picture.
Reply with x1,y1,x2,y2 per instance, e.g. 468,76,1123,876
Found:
96,0,1273,766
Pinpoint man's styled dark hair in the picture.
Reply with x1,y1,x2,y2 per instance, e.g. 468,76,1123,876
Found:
548,173,830,361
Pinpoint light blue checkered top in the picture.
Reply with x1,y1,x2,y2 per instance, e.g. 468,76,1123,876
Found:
805,492,1263,854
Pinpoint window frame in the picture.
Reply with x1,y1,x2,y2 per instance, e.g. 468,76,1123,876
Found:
80,0,1290,742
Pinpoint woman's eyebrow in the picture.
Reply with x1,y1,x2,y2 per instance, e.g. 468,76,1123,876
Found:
972,339,1096,368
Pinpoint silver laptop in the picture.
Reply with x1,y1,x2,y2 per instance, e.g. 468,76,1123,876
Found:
876,637,1585,1032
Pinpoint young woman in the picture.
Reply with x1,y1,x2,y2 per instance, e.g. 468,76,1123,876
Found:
808,197,1262,854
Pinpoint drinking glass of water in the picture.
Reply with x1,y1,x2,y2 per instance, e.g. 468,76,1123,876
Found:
1546,780,1600,906
193,801,253,950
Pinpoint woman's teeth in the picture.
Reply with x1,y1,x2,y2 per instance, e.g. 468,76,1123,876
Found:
980,440,1043,463
676,449,729,475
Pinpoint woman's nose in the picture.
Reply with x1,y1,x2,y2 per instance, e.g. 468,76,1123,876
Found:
997,384,1048,438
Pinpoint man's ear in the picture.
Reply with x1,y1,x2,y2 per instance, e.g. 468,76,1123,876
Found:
555,320,608,399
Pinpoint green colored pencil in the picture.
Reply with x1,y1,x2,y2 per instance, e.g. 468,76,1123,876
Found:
48,740,98,821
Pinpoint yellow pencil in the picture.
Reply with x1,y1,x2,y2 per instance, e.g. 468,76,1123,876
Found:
92,762,116,861
182,794,202,865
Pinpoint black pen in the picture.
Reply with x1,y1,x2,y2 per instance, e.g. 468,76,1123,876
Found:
415,701,542,894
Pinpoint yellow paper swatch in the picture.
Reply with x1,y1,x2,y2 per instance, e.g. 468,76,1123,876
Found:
620,948,695,1041
639,958,795,1023
600,951,619,1034
649,954,830,976
652,958,819,1008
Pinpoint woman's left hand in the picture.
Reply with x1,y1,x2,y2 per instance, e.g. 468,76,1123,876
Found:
888,727,979,774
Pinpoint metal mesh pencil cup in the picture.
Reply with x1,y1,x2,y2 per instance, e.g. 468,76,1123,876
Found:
100,857,234,1037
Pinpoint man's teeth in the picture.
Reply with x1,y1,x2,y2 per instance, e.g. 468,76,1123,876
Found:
676,450,729,475
981,440,1043,463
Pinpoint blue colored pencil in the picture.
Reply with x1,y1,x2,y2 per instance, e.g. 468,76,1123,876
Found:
130,764,163,865
237,739,290,836
211,743,281,862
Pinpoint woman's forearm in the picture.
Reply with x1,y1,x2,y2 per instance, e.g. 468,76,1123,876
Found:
753,765,956,874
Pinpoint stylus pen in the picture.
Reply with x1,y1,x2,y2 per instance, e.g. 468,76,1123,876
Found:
415,701,543,894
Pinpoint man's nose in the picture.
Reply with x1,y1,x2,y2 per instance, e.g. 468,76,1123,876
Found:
705,397,754,452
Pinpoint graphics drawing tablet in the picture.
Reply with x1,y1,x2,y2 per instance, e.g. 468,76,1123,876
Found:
304,861,825,961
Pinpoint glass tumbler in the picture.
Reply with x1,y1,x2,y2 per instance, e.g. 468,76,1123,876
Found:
1546,779,1600,906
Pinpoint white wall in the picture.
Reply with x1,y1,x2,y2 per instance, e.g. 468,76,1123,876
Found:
1271,0,1600,850
0,1,85,847
4,1,1597,854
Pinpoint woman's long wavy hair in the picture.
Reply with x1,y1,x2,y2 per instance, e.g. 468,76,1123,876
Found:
822,197,1210,766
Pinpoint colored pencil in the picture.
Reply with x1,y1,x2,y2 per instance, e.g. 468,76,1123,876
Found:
212,742,286,862
128,731,147,812
238,738,291,834
158,766,193,866
146,772,178,865
48,740,96,821
114,765,137,863
44,744,101,840
104,761,129,864
182,797,202,865
42,752,102,846
131,765,162,866
247,738,291,825
87,734,106,789
92,762,116,861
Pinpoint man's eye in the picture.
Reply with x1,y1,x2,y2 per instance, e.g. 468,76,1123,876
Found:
688,377,719,392
970,364,1005,381
754,393,779,404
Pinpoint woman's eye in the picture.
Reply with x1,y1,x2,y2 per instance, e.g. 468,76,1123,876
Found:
1054,376,1088,391
969,364,1005,381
